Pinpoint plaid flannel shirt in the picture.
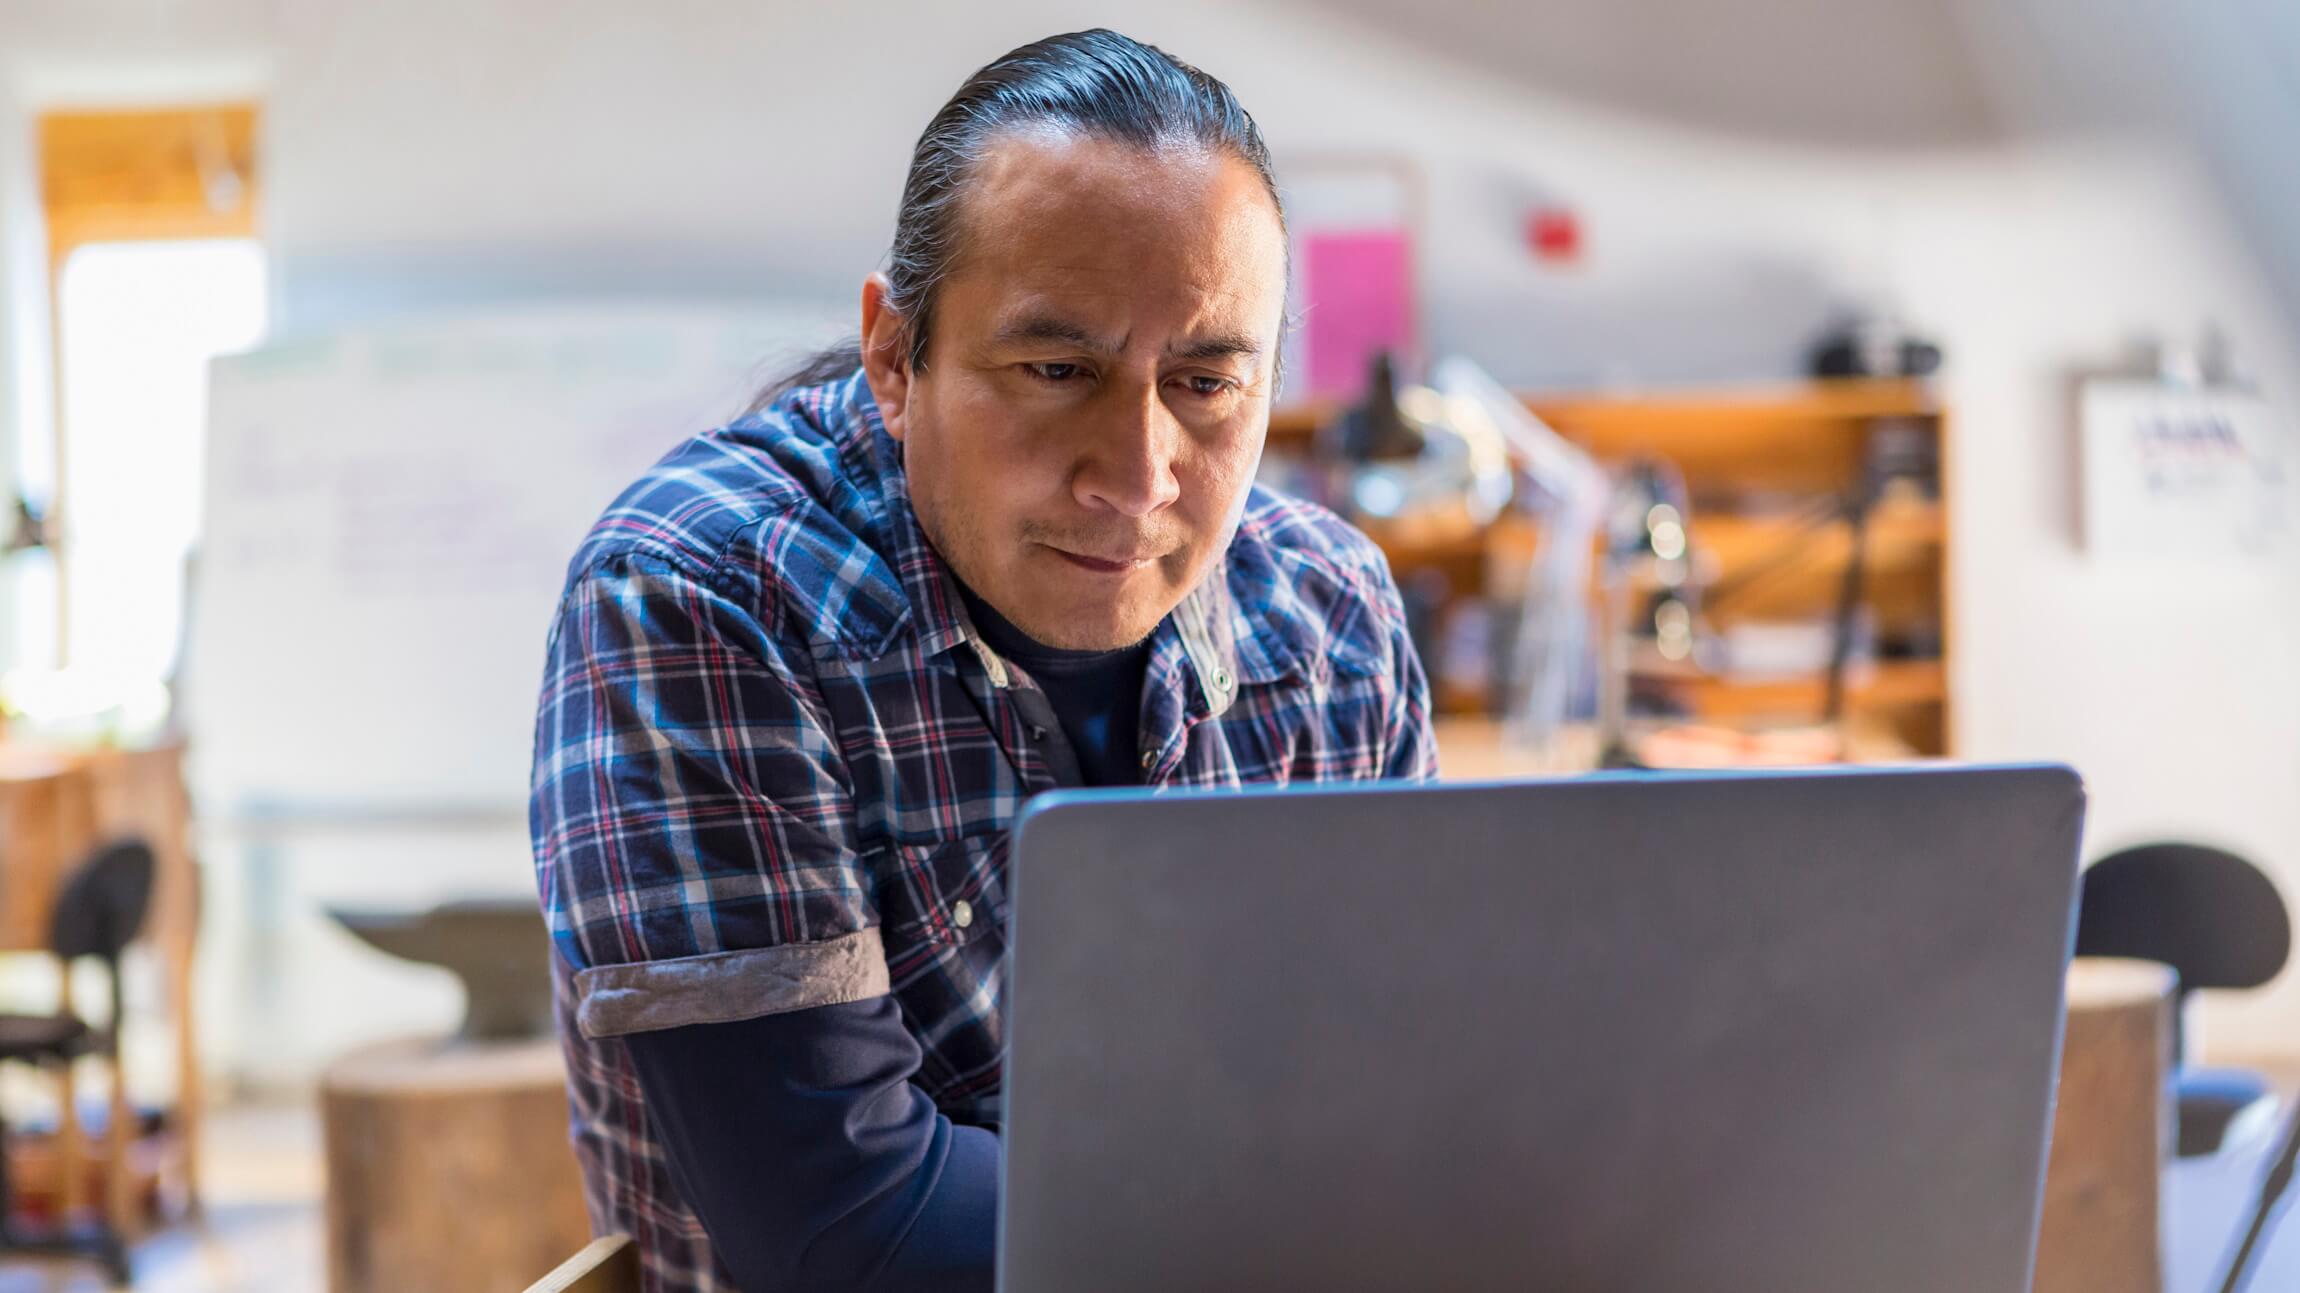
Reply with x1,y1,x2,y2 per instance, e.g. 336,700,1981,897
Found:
531,370,1438,1292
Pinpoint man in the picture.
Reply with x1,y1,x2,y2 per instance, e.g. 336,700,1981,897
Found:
532,29,1435,1293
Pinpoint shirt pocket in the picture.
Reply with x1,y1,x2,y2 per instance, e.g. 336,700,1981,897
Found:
881,832,1009,952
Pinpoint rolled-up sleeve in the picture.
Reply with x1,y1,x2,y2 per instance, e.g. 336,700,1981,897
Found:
532,552,994,1290
534,553,868,989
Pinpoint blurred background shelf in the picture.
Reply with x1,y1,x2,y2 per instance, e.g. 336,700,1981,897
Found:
1277,379,1953,759
1634,658,1948,720
1269,378,1935,452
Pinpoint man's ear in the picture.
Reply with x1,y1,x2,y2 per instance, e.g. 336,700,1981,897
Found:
859,273,912,442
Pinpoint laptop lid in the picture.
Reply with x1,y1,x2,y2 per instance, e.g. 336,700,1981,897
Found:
999,765,2085,1293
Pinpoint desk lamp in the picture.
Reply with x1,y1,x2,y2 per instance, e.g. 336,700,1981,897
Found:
1426,359,1606,766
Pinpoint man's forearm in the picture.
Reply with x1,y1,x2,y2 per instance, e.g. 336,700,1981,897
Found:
624,997,999,1291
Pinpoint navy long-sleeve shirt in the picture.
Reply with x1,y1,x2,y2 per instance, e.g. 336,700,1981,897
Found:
624,1001,1003,1291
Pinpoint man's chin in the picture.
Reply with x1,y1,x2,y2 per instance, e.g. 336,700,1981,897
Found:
1002,595,1164,653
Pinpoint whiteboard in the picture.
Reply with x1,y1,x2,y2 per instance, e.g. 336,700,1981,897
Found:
188,304,850,814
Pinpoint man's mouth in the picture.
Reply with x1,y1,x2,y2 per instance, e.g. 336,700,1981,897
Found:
1045,546,1155,574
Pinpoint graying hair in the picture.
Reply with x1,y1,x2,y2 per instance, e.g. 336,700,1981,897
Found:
753,28,1286,409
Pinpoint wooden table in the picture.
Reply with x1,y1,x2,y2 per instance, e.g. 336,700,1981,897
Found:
0,742,205,1233
2035,956,2176,1293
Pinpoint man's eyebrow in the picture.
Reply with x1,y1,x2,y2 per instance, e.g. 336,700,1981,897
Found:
990,314,1263,364
990,313,1121,356
1166,333,1264,363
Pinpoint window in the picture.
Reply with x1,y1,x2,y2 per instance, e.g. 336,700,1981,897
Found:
56,239,267,683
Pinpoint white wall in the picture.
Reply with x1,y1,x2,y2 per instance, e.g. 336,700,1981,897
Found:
0,87,42,542
1957,0,2300,352
256,0,1910,383
2,1,2295,1069
1891,141,2300,1059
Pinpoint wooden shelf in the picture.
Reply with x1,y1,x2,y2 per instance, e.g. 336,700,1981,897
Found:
1267,378,1935,447
1353,520,1486,578
1636,659,1947,721
1689,496,1946,626
1694,496,1943,570
1474,495,1943,568
1277,378,1954,756
1526,376,1936,431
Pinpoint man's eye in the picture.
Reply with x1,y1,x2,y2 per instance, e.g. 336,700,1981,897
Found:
1182,375,1234,397
1027,362,1083,383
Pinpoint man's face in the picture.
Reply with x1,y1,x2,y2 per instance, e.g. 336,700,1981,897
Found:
861,130,1288,651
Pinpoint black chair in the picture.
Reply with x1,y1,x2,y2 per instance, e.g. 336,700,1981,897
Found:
0,838,155,1286
2075,841,2292,1158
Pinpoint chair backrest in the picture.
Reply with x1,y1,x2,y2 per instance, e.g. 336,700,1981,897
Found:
2077,842,2292,993
50,838,156,965
521,1235,639,1293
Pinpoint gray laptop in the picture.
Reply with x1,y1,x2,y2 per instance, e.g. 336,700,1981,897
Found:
998,765,2085,1293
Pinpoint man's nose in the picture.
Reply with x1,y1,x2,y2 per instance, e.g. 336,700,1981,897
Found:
1073,386,1183,519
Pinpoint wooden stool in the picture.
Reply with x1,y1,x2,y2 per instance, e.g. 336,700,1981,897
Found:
2033,956,2175,1293
321,1037,592,1293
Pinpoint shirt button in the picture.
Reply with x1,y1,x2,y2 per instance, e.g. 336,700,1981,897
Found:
1212,668,1233,692
952,900,974,929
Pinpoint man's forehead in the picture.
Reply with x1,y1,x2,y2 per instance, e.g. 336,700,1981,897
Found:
943,134,1286,311
986,300,1267,360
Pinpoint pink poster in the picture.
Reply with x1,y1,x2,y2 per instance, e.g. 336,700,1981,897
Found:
1303,231,1415,402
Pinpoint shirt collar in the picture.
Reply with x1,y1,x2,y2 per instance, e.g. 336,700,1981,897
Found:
839,374,972,665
